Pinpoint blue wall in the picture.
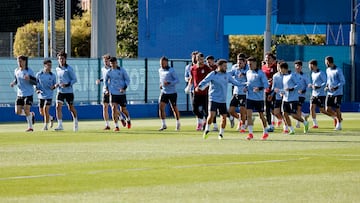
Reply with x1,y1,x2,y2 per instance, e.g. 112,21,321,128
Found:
0,103,159,123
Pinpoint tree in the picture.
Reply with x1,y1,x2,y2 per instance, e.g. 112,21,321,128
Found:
71,11,91,57
229,35,325,63
13,11,91,57
116,0,138,58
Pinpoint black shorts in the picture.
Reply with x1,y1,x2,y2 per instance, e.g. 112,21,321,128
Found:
159,93,177,106
39,99,52,108
16,96,33,106
282,101,298,114
102,93,110,104
326,95,342,108
229,94,246,107
209,101,227,115
311,96,326,108
111,94,127,107
246,99,265,112
56,92,74,105
192,94,208,109
274,99,282,109
298,96,305,106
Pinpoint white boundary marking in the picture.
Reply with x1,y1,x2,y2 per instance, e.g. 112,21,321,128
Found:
0,174,65,181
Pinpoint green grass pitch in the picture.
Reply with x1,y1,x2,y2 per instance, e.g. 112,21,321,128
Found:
0,113,359,202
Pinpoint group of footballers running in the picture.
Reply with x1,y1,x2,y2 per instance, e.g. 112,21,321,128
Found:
182,51,345,140
10,52,132,132
11,50,345,139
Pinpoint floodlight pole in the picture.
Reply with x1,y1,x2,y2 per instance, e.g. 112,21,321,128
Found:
50,0,56,58
350,0,356,101
65,0,71,57
44,0,49,58
264,0,272,58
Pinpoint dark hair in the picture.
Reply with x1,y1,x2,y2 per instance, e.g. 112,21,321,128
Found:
247,56,256,62
294,60,302,66
102,54,111,59
309,59,317,66
237,53,246,59
196,52,204,58
265,52,276,60
191,51,199,56
17,55,27,61
57,50,67,59
217,59,227,66
325,56,334,63
43,59,52,64
279,62,288,69
160,56,168,62
109,57,117,62
206,55,214,60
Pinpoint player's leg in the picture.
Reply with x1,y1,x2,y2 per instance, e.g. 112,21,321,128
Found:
158,93,168,130
102,93,110,129
43,99,51,130
55,93,65,130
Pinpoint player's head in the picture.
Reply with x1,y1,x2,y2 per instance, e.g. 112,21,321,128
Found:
206,55,215,65
308,59,318,71
57,51,67,66
43,59,52,72
160,56,169,68
265,52,276,65
217,59,227,73
191,51,199,64
247,56,257,70
196,52,205,65
17,55,27,68
102,54,111,67
279,61,289,74
325,56,334,67
237,53,246,66
109,57,118,68
294,60,303,72
277,60,284,72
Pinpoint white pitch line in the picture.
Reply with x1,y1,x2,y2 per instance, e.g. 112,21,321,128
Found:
0,173,65,181
88,167,152,174
173,158,307,169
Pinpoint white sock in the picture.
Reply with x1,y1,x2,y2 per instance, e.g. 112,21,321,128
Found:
290,126,294,131
176,120,180,125
105,120,109,126
58,119,63,126
219,128,224,135
313,119,318,126
161,119,166,126
197,118,202,125
213,123,218,128
205,124,210,131
283,125,288,131
26,115,33,128
115,122,119,128
336,121,341,128
248,125,253,133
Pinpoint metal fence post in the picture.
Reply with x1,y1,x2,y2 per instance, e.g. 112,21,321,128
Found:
9,32,13,57
145,58,148,103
